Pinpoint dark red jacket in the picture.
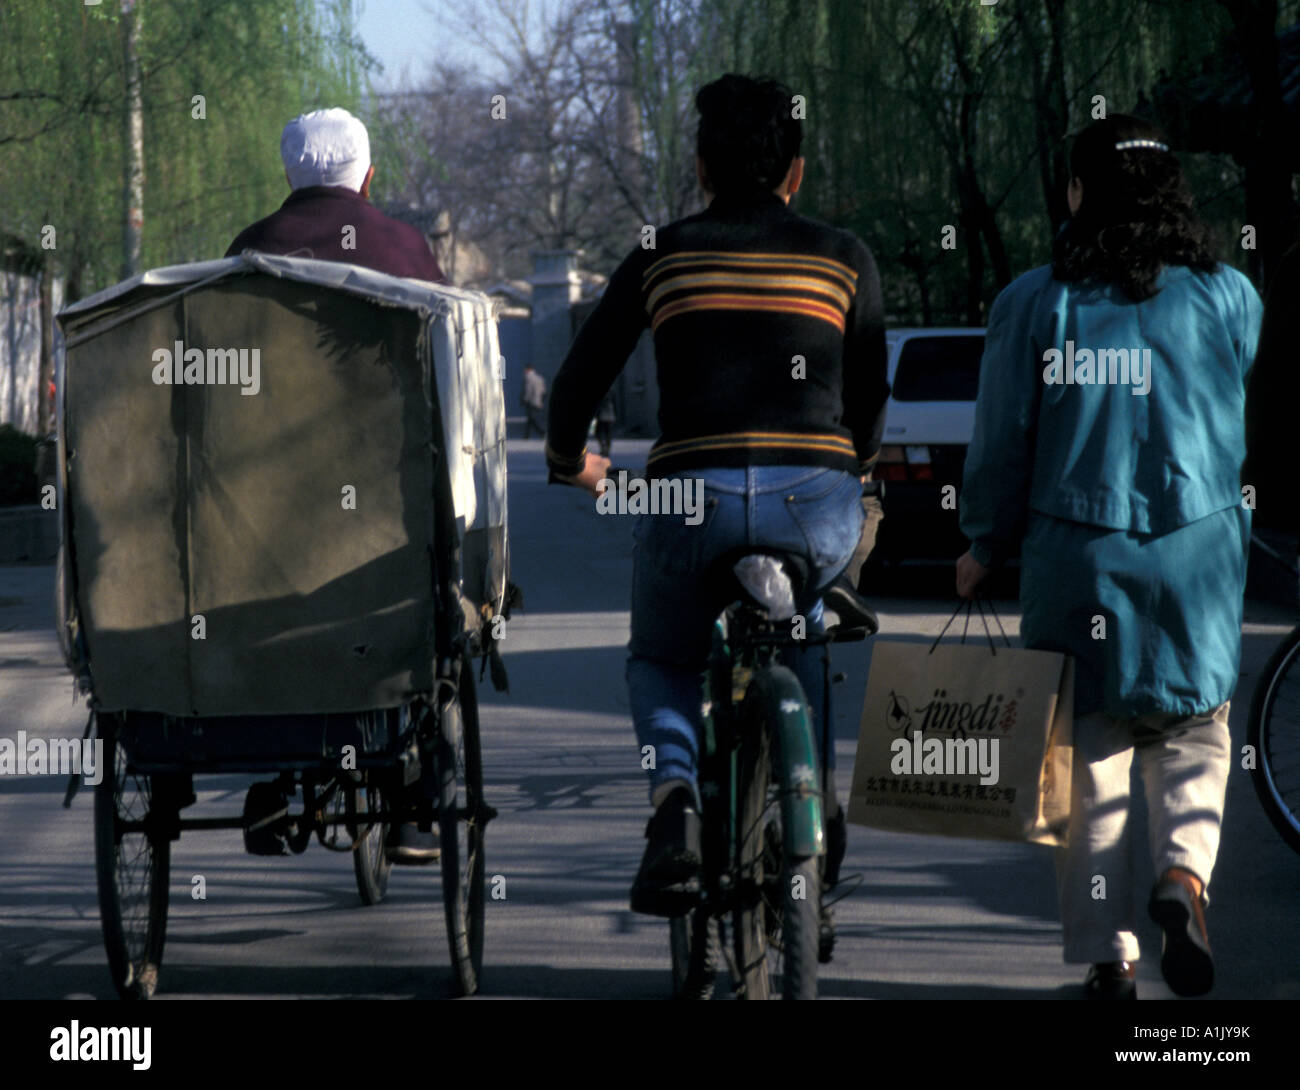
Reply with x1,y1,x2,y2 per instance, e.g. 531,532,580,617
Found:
226,185,446,283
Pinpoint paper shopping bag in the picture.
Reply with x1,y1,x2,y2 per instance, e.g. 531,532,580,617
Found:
847,639,1073,846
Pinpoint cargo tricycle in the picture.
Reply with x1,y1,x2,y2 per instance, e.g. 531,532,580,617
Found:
54,254,512,998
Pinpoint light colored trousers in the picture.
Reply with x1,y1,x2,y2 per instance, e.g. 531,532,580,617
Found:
1054,703,1232,964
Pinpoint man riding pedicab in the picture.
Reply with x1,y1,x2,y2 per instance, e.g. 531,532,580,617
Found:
225,106,447,863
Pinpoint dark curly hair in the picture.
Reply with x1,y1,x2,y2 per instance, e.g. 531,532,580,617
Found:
1052,114,1218,301
695,74,802,197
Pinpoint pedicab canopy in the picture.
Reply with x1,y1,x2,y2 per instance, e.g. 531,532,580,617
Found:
55,253,508,718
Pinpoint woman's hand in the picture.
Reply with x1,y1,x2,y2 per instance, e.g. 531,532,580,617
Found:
955,549,989,600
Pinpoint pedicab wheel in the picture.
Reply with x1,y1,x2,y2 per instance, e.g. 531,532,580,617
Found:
1247,624,1300,855
93,714,170,1000
436,656,486,995
352,784,392,905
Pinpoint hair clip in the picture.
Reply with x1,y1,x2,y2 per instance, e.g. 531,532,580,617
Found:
1114,139,1169,152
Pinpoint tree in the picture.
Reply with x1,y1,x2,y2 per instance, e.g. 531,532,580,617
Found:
1,0,369,435
1216,0,1299,285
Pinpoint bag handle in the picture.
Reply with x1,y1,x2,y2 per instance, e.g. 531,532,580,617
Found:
929,594,1013,656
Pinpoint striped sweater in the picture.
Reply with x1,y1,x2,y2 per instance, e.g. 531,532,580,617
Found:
545,189,889,479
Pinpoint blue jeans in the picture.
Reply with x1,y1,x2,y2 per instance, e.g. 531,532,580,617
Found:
626,465,865,804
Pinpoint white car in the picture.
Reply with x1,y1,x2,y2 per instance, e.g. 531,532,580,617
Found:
873,327,986,562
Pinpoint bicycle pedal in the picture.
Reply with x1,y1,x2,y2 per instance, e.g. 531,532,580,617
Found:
630,880,701,918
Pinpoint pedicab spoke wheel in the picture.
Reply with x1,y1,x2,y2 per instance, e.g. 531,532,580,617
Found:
1248,624,1300,855
436,656,486,995
93,716,170,1000
352,783,392,905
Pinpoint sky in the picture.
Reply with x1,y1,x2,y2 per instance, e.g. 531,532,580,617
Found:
357,0,491,90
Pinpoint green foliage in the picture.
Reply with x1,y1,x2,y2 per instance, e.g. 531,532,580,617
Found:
0,0,372,300
600,0,1295,323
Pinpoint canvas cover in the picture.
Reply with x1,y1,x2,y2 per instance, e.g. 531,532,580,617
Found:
54,253,507,718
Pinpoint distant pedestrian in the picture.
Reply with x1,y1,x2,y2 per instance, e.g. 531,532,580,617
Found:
594,391,616,458
957,115,1262,1000
521,364,547,438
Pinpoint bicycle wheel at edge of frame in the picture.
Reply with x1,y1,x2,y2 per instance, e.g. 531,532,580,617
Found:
1247,623,1300,855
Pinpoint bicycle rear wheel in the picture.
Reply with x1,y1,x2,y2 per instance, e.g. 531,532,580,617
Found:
1247,624,1300,855
94,715,170,1000
435,655,487,995
733,714,773,999
732,675,820,1000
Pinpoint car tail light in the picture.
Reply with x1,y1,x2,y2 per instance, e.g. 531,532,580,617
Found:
877,443,942,482
877,445,907,482
905,445,934,481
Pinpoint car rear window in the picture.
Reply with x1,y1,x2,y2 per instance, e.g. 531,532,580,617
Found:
891,336,985,402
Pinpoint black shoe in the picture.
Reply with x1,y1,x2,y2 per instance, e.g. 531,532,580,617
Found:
385,822,441,864
1149,869,1214,997
630,786,701,917
823,576,879,635
1084,961,1137,1000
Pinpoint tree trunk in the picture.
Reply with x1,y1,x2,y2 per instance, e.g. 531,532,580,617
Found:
954,91,1010,315
959,200,986,324
1021,0,1072,230
121,0,144,280
38,245,53,436
1220,0,1297,288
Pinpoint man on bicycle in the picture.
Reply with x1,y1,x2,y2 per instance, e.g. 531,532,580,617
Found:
546,74,889,916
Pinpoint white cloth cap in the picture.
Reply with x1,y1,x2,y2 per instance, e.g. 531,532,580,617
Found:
280,108,371,191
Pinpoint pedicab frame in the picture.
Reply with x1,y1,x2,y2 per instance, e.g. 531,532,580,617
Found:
54,253,511,999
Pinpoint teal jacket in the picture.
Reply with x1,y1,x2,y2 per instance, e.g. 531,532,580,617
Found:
961,263,1263,717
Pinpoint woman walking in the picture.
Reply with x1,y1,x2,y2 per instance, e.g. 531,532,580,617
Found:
956,115,1262,999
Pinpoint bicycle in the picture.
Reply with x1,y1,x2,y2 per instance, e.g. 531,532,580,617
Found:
1246,620,1300,855
668,551,871,1000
